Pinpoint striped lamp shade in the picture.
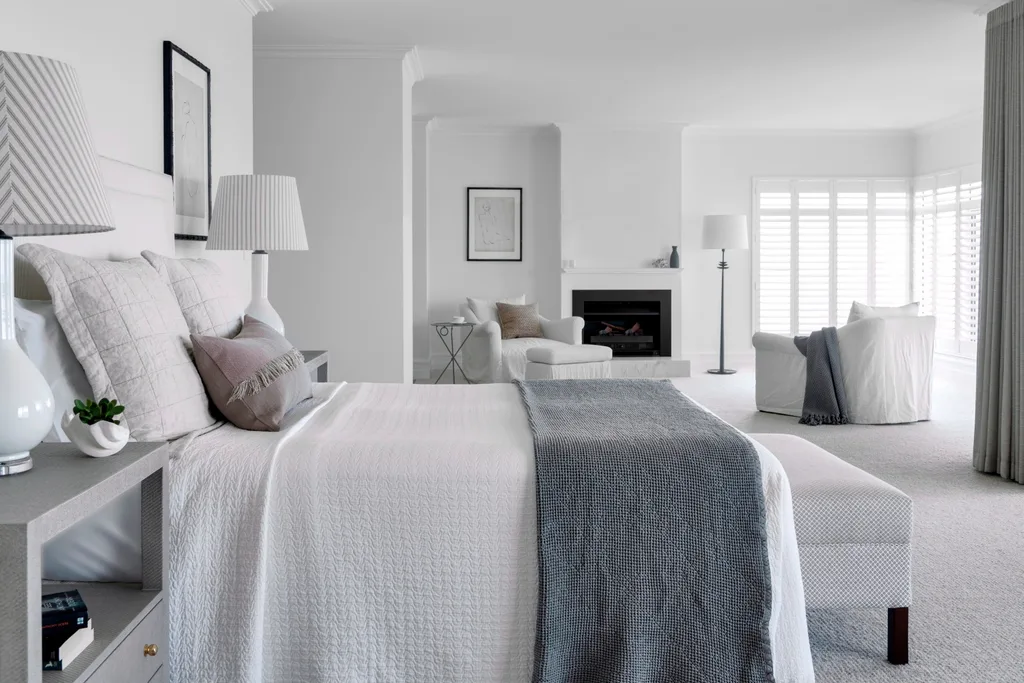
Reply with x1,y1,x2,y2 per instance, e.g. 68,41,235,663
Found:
208,175,308,251
0,52,115,235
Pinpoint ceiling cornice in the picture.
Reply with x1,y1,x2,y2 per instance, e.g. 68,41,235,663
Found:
430,118,557,136
975,1,1011,16
403,47,424,84
237,0,273,16
682,125,912,138
554,121,688,134
254,44,418,61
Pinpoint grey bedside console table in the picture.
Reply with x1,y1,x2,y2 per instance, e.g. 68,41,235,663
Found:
0,442,169,683
301,350,329,382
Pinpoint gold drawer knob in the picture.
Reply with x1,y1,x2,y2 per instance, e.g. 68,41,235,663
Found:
143,644,159,657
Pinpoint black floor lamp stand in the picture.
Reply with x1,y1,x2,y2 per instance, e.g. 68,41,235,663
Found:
708,248,736,375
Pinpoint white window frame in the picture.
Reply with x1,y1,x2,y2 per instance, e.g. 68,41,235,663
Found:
751,177,913,336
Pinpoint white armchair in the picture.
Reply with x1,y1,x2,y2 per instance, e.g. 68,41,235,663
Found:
752,315,937,424
458,303,584,383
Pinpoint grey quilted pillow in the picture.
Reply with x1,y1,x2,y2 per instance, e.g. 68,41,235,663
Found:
142,250,243,338
18,244,217,441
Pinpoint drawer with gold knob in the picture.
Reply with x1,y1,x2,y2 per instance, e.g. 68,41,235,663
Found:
84,599,165,683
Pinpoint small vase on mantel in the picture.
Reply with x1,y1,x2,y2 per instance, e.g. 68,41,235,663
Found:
669,246,680,269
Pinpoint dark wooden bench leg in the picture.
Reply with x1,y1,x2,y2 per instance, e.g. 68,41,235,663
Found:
887,607,909,664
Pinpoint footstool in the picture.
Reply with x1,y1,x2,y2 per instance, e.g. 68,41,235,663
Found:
750,433,914,665
524,344,613,380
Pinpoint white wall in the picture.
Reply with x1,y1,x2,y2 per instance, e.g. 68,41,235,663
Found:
2,0,254,302
255,54,415,383
914,111,983,176
680,130,916,360
559,127,683,268
424,126,561,369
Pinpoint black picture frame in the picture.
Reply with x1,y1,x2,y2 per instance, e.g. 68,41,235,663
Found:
466,187,523,262
163,40,212,241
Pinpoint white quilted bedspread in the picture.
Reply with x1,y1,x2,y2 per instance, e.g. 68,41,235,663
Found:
169,382,814,683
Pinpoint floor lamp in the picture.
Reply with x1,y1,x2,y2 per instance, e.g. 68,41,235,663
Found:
702,215,749,375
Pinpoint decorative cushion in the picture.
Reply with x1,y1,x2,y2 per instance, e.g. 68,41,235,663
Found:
142,250,243,338
191,316,312,431
847,301,919,324
466,294,525,324
526,344,612,365
14,298,92,442
18,244,216,441
496,302,543,340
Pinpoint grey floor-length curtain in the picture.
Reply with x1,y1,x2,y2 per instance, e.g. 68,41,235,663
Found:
974,0,1024,483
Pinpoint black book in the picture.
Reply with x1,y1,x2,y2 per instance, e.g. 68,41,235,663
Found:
41,590,89,636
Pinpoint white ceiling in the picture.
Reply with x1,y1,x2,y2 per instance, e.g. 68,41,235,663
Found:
255,0,989,130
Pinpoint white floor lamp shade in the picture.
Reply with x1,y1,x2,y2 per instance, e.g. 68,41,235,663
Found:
208,175,308,334
0,52,116,474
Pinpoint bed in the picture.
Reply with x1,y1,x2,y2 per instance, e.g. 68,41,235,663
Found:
19,159,815,683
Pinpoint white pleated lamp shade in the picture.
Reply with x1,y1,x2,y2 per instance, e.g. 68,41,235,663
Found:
0,52,115,235
207,175,309,251
702,214,749,250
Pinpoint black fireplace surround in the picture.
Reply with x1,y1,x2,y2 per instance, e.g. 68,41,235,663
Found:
572,289,671,358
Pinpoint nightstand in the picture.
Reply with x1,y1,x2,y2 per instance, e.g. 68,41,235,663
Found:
301,350,329,382
0,443,168,683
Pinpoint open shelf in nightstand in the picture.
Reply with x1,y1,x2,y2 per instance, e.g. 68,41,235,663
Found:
41,583,162,683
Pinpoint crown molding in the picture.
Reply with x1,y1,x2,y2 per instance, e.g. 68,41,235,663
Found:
254,44,418,61
913,108,983,136
554,121,688,134
429,118,557,136
237,0,273,16
403,47,424,84
975,1,1011,16
682,125,912,138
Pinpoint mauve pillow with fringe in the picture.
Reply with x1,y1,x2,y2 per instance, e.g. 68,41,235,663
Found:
191,316,312,431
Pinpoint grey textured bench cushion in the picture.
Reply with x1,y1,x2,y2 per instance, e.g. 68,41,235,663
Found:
751,433,913,608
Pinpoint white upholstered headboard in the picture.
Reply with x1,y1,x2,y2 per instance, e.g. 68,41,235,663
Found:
14,156,175,300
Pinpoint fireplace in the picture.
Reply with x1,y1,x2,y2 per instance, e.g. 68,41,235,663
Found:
572,289,672,357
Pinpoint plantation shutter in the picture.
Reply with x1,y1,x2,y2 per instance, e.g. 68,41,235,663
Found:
958,168,982,354
754,178,911,336
755,180,794,334
797,180,831,333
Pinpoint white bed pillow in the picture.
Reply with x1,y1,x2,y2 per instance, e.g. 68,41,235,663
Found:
14,299,92,442
847,301,920,324
18,244,217,441
142,250,243,338
466,295,526,324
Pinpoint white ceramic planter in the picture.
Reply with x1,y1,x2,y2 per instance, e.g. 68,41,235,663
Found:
61,412,130,458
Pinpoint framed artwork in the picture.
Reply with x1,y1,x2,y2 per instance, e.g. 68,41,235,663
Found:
163,41,212,241
467,187,522,261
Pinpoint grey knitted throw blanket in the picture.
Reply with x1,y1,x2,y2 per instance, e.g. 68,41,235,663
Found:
794,327,850,425
515,378,775,683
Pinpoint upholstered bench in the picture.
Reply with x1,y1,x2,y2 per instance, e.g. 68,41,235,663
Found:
524,344,613,380
750,433,914,665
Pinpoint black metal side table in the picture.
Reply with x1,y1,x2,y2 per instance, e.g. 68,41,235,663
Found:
431,321,477,384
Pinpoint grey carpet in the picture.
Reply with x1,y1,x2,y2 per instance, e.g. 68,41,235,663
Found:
674,357,1023,683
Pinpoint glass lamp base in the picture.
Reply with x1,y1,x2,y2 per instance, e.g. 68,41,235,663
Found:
0,454,33,476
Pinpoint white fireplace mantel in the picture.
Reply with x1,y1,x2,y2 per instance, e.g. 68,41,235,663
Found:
561,268,683,276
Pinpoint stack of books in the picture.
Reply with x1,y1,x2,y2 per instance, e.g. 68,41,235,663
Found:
41,590,94,671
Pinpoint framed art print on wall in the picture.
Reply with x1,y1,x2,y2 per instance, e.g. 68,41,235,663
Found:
467,187,523,261
163,41,212,241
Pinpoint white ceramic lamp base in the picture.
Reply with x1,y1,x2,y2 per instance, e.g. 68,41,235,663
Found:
246,250,285,335
0,234,55,474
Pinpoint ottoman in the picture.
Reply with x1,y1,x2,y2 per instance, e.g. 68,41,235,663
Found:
524,344,613,380
750,433,914,665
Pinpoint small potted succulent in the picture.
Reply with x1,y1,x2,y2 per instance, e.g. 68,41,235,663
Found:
61,398,130,458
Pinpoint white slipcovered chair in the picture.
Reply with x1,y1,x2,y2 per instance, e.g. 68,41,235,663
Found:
752,315,937,424
457,297,584,383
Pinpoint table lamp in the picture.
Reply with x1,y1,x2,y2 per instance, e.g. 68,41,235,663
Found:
702,214,749,376
207,175,308,334
0,52,116,474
